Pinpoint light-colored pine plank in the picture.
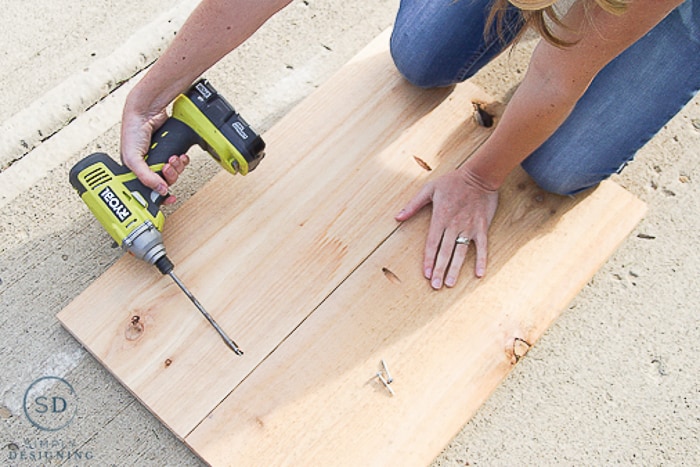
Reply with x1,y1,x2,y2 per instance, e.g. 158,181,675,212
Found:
59,27,647,464
185,170,646,466
57,30,495,437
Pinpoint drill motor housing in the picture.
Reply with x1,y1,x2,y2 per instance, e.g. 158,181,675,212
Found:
69,79,265,269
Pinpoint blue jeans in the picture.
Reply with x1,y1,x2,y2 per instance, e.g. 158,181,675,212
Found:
390,0,700,195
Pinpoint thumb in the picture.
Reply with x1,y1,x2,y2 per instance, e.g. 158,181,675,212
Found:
395,184,433,221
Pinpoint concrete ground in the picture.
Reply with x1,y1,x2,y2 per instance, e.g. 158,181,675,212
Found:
1,0,698,465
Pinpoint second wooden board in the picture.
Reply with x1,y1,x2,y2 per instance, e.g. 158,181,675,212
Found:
185,169,646,466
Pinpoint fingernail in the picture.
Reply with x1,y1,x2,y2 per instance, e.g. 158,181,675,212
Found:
424,268,432,280
431,277,442,289
157,184,168,195
475,266,485,278
445,276,455,287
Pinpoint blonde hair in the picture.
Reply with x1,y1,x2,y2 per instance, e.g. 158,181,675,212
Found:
488,0,630,47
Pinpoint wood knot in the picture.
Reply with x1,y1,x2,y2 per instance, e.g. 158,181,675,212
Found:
382,267,401,284
512,338,531,362
164,358,173,367
472,101,494,128
125,315,144,341
413,156,432,171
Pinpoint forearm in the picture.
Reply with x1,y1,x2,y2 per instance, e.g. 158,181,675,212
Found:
125,0,292,117
460,0,684,191
462,59,585,190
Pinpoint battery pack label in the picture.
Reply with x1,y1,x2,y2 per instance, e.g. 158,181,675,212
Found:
195,81,212,100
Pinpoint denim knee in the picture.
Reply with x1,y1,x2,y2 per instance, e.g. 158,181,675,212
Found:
389,32,446,89
522,166,591,196
389,0,522,89
521,148,633,196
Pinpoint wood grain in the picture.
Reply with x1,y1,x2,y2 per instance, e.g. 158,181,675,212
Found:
57,30,494,437
186,170,646,466
59,29,646,464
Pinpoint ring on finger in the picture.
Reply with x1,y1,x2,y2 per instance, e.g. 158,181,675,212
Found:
455,235,470,245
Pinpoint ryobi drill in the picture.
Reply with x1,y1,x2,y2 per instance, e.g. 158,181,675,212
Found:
69,79,265,355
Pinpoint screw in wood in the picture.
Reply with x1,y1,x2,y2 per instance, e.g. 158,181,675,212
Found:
380,359,393,384
375,372,395,397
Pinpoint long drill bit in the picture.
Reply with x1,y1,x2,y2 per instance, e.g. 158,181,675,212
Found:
168,271,244,355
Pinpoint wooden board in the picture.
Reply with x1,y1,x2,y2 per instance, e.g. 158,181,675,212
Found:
58,29,647,465
186,173,645,466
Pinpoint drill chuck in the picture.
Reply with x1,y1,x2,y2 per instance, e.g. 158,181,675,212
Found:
121,221,174,274
154,256,174,275
123,222,166,264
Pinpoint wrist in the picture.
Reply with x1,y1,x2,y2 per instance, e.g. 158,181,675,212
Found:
124,84,157,120
457,162,502,193
125,72,183,120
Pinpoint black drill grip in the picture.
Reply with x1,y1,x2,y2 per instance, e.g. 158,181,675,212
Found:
145,118,201,170
138,117,201,205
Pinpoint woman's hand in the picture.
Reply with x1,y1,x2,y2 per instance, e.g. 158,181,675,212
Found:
120,106,190,205
395,168,499,289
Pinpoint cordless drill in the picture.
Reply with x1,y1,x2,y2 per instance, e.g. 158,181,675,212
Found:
69,79,265,355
